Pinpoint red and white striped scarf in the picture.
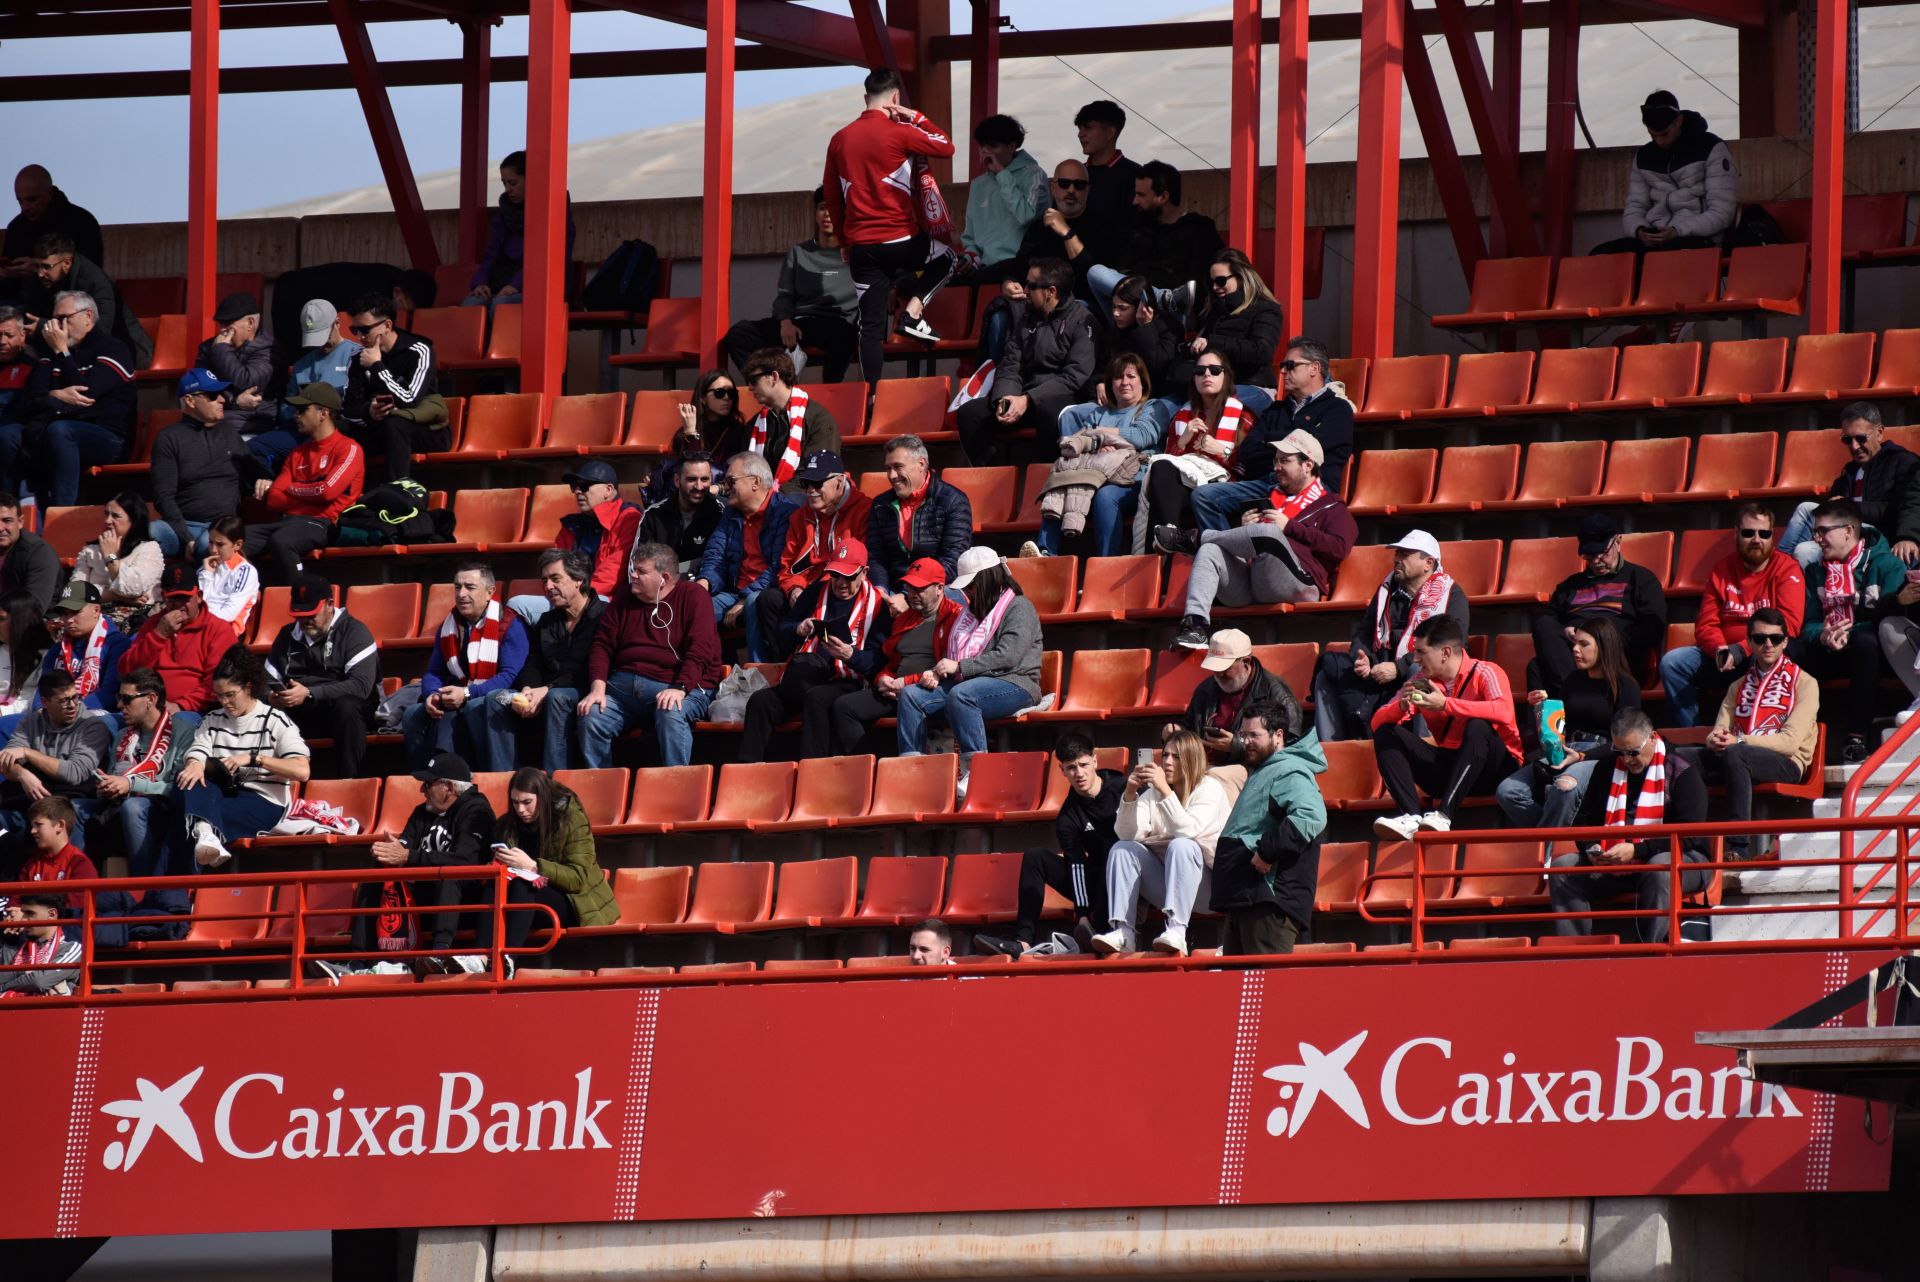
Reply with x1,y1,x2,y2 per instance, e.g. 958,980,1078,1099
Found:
1166,396,1247,458
798,578,886,677
57,618,112,700
1371,570,1454,656
114,710,175,782
1819,540,1868,633
749,384,810,487
1269,477,1326,522
1603,736,1667,829
437,598,505,683
1732,656,1802,735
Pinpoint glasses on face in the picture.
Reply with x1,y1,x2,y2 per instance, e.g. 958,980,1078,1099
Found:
1613,739,1652,759
1277,359,1307,374
1209,275,1235,288
1195,364,1226,377
1052,178,1089,191
1737,527,1774,541
1749,631,1787,647
1841,434,1872,447
1023,279,1048,292
348,320,385,338
706,387,736,400
51,311,81,322
50,692,83,706
120,690,152,705
1813,524,1849,538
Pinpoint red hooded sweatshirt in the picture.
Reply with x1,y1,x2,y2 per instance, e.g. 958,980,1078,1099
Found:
1696,549,1807,653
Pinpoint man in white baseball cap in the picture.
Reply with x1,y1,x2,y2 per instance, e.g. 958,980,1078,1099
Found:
1311,529,1469,740
284,299,361,423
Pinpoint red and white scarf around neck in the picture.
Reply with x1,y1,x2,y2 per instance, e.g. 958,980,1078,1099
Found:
1603,735,1667,828
437,598,505,683
1167,396,1247,458
1269,477,1326,522
1371,570,1453,656
749,385,810,487
114,710,175,782
1732,657,1802,735
1820,541,1868,633
58,619,111,700
798,579,886,677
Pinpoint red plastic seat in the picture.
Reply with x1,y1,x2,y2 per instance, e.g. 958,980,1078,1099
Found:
1073,555,1161,620
1025,648,1150,722
858,375,952,443
844,754,959,825
1513,253,1636,322
118,276,187,315
1436,539,1503,598
1767,193,1909,258
1490,633,1537,698
301,778,381,833
1665,431,1777,499
939,852,1023,924
789,381,868,441
536,392,628,454
1328,356,1369,406
681,961,759,974
1671,529,1734,593
412,583,457,637
1749,430,1847,498
472,303,522,370
1619,530,1674,587
1320,741,1385,810
1432,256,1553,327
608,297,703,374
1488,537,1581,604
1314,841,1369,911
1358,354,1450,420
552,768,631,827
1412,352,1534,419
826,855,949,927
943,466,1018,529
450,487,530,544
883,286,977,359
137,314,191,381
1595,246,1720,319
1669,338,1789,408
1754,332,1876,404
764,958,843,972
1493,439,1607,510
1252,642,1318,694
1419,444,1521,511
1346,448,1436,515
1682,243,1806,317
183,883,274,944
515,484,576,548
614,764,715,833
737,856,859,930
1513,346,1618,412
650,861,776,933
677,762,795,830
1594,341,1701,409
1140,648,1214,717
1448,841,1550,909
39,505,104,560
1871,329,1920,396
939,751,1047,821
1574,437,1691,506
752,754,874,831
989,461,1054,535
343,583,421,639
622,389,692,453
1363,842,1458,908
1299,544,1395,613
451,393,543,456
1007,554,1077,620
609,866,693,928
409,307,487,367
266,880,356,941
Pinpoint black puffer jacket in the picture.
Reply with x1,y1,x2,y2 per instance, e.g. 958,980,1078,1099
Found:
1827,442,1920,544
1182,659,1303,744
1167,295,1286,389
865,473,974,591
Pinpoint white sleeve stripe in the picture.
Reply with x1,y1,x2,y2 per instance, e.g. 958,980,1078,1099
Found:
345,643,379,670
377,341,432,402
96,356,132,380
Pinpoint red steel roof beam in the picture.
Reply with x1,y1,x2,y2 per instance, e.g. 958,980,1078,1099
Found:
1402,16,1487,280
327,0,441,269
457,19,496,267
1350,0,1405,359
595,0,914,70
1431,0,1540,257
1541,0,1582,259
967,0,1001,179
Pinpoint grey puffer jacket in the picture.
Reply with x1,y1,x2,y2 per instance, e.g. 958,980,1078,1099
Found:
1622,111,1739,242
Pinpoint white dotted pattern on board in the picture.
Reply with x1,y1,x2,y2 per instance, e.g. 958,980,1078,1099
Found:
57,1008,107,1238
1803,951,1852,1192
612,987,662,1221
1218,970,1264,1205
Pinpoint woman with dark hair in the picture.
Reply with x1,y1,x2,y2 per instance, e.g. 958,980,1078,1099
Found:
174,645,311,869
71,491,165,629
466,768,618,970
1496,613,1642,829
896,546,1043,788
465,149,575,308
197,515,260,639
1132,352,1253,552
646,370,748,505
1107,274,1179,392
1166,249,1285,394
0,590,49,719
1027,353,1171,559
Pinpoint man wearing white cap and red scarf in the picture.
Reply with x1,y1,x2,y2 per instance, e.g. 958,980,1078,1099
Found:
1681,605,1820,858
1311,529,1469,740
1789,498,1905,765
741,347,841,499
739,541,889,763
404,561,528,769
1551,708,1708,943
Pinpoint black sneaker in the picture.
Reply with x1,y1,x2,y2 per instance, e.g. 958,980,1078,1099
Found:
1174,616,1211,651
1164,280,1197,319
1843,735,1870,765
972,933,1026,958
417,955,455,976
1153,524,1200,556
895,312,940,344
1072,917,1097,954
309,959,348,986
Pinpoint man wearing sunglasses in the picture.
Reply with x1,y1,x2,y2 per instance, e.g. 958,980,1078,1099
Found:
986,161,1122,364
1681,606,1819,858
955,257,1096,467
1776,403,1920,569
1589,89,1738,257
5,289,137,507
1551,709,1708,942
1792,499,1906,764
341,293,444,481
1189,337,1354,531
1659,505,1805,726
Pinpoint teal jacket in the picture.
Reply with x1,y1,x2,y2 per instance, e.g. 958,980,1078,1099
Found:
962,150,1050,267
1210,731,1329,925
1801,528,1906,644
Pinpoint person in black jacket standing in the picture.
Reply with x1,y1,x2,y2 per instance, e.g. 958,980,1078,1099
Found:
1530,513,1668,690
263,574,380,780
1189,336,1353,529
975,732,1125,956
956,258,1097,466
342,293,443,481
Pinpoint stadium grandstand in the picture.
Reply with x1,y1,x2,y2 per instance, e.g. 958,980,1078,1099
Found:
7,0,1920,1279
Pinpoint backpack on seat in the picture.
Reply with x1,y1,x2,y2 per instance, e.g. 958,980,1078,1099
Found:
581,239,662,313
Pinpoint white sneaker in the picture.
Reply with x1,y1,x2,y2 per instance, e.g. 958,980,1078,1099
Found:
1151,927,1189,956
192,821,232,868
1373,812,1422,841
954,769,969,803
1017,540,1044,559
451,954,489,975
370,961,412,976
1090,925,1136,956
1417,811,1452,833
1898,696,1920,726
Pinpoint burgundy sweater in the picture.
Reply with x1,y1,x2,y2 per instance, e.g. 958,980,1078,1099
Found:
587,578,724,692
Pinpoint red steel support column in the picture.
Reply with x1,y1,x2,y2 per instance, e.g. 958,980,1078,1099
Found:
1432,0,1538,256
1542,0,1581,260
457,20,494,267
1489,0,1523,257
1403,23,1486,278
185,0,218,340
1351,0,1404,359
329,0,440,270
701,0,737,368
1271,0,1309,335
891,0,951,184
523,0,572,400
1807,0,1845,333
1226,0,1262,253
968,0,1000,178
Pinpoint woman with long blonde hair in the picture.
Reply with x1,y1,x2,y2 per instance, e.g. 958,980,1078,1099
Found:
1094,728,1230,956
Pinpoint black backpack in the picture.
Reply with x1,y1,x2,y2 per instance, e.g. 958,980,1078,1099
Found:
581,239,662,312
336,479,454,546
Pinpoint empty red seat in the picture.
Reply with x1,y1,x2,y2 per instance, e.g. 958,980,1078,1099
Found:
617,764,714,832
1516,346,1618,412
1363,842,1458,908
1358,354,1450,419
861,375,951,442
1513,253,1636,322
1412,352,1534,419
1669,338,1789,408
1328,356,1370,406
1436,539,1503,597
1140,648,1214,716
1871,328,1920,396
607,298,702,374
827,855,949,927
1252,642,1318,695
1432,256,1553,328
1671,528,1734,593
537,392,628,453
1596,246,1719,318
458,393,544,455
1490,633,1536,698
1489,537,1581,604
940,752,1047,821
182,883,274,945
1755,332,1876,404
607,866,692,928
940,852,1023,924
1619,530,1674,587
764,958,843,972
1667,431,1777,499
410,307,487,367
552,768,631,826
1683,243,1806,317
1315,841,1370,911
1420,444,1521,511
343,582,421,639
450,487,529,544
1320,741,1384,809
649,861,776,933
1346,448,1436,515
1007,554,1077,619
678,762,795,830
787,381,869,441
1025,648,1150,721
753,755,874,831
40,505,104,560
1301,544,1395,612
300,779,382,834
1073,555,1161,619
1576,437,1691,506
943,466,1018,529
1448,841,1548,908
1596,342,1701,409
623,389,692,453
990,461,1053,534
1495,439,1606,510
138,314,191,381
737,856,859,930
1750,430,1847,498
842,754,957,825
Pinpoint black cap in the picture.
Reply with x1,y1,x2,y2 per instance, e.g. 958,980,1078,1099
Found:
1640,90,1680,129
792,450,848,485
288,574,333,618
411,752,474,785
213,291,260,325
1577,512,1621,556
563,459,619,490
160,562,200,599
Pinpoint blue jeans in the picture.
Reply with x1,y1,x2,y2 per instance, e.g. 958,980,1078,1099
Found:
1190,476,1274,532
30,419,127,506
180,783,286,847
1658,645,1710,728
710,587,772,661
1495,744,1601,829
472,690,526,773
1038,479,1138,557
896,676,1031,761
153,520,212,558
981,304,1011,366
403,693,494,768
508,594,550,628
246,430,299,475
540,686,582,773
580,671,713,768
106,795,173,877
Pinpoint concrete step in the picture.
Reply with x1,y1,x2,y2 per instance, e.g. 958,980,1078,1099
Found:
1731,862,1901,894
1716,885,1899,942
1773,790,1920,864
1823,723,1920,789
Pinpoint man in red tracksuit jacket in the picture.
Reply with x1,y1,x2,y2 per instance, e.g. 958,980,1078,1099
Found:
822,68,957,382
1658,504,1807,726
245,382,366,582
1370,614,1523,840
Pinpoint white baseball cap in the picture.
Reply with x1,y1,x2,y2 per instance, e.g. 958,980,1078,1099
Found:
948,545,1005,590
1389,529,1443,561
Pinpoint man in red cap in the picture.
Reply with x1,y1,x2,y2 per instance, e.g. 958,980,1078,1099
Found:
827,556,961,755
739,540,889,762
119,562,229,725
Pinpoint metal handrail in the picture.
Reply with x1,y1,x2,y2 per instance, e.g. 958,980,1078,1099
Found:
1839,708,1920,934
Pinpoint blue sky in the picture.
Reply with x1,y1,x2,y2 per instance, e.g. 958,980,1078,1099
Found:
7,0,1218,222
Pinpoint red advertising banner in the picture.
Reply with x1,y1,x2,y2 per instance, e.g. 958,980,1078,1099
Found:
0,951,1895,1239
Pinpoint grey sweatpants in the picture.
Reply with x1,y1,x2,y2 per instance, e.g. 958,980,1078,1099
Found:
1184,526,1320,618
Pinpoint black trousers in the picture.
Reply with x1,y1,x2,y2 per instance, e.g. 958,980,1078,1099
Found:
348,417,450,481
1373,718,1512,819
849,235,955,382
352,876,469,953
1789,632,1884,740
1222,906,1300,957
1549,848,1708,943
829,685,900,756
288,694,374,780
1588,234,1722,257
1682,743,1805,855
472,878,579,950
1143,456,1202,534
740,653,865,763
1311,649,1405,742
954,390,1073,467
1014,844,1108,945
243,515,333,584
724,314,857,384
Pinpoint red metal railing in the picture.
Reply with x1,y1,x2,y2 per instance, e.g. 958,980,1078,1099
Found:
1839,710,1920,935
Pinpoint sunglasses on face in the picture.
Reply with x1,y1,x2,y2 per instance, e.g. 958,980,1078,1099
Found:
348,321,385,338
707,387,736,399
1842,434,1872,446
1749,631,1787,647
1613,739,1653,758
1052,178,1089,191
1195,364,1226,376
1737,528,1774,540
1277,359,1309,374
1024,279,1051,292
1209,275,1235,287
